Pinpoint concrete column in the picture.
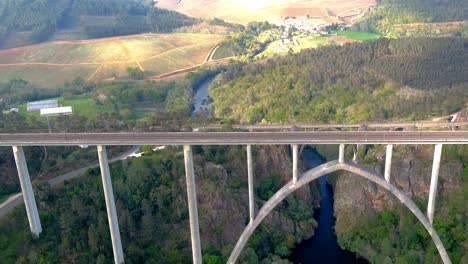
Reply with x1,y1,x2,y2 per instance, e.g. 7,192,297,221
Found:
247,145,255,223
12,146,42,237
427,144,443,225
384,144,393,182
339,144,345,163
183,145,202,264
292,144,299,184
97,146,124,264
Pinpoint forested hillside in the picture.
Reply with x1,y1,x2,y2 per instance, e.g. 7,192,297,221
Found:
0,145,318,263
361,0,468,35
0,0,197,47
209,37,467,124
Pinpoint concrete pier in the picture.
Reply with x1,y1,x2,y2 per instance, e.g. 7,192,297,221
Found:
384,144,393,182
339,144,345,163
247,145,255,223
12,146,42,237
427,144,443,225
183,145,202,264
292,144,299,184
97,145,124,264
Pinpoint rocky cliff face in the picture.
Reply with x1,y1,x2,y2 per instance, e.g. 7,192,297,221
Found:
193,145,319,255
334,145,464,234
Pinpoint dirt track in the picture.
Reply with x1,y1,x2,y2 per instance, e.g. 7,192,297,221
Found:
145,57,233,80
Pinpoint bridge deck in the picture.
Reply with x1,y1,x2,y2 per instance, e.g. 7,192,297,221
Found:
0,131,467,146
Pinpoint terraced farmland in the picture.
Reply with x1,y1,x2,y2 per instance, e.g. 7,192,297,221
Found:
0,33,224,87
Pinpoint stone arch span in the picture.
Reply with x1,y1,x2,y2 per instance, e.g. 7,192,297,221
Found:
227,161,451,264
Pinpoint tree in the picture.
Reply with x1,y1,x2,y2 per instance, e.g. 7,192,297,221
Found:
126,67,144,80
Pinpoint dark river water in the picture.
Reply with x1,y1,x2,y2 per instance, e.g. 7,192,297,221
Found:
191,75,216,117
288,147,368,264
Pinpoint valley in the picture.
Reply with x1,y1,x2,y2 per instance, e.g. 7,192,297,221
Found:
0,0,467,264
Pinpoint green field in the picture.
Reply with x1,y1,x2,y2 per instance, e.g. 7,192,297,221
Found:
0,33,223,87
60,98,115,119
331,30,382,41
16,98,115,120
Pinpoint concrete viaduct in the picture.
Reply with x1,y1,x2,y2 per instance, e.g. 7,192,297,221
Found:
1,131,467,264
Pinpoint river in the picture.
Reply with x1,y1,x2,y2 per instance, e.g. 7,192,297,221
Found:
191,77,367,263
191,75,217,117
289,147,368,264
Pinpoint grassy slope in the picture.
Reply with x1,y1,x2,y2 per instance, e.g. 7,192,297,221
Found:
0,33,223,87
332,30,381,40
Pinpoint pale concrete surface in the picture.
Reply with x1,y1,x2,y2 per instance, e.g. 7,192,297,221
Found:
12,146,42,237
1,131,467,146
247,145,255,223
97,146,124,264
339,144,345,163
427,144,442,224
384,144,393,182
183,145,202,264
292,144,299,183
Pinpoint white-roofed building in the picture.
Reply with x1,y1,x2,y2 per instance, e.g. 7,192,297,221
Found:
27,99,59,112
40,106,73,117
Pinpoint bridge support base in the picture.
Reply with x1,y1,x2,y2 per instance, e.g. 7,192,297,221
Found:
247,145,255,223
427,144,442,225
97,145,124,264
292,144,299,184
183,145,202,264
12,146,42,238
384,144,393,182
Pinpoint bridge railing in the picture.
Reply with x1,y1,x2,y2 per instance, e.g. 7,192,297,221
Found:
0,119,467,134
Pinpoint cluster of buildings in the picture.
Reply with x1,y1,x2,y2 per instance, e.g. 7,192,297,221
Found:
272,17,344,47
282,18,331,35
26,99,73,117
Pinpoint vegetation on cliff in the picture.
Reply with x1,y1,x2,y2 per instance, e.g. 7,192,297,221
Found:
335,145,467,264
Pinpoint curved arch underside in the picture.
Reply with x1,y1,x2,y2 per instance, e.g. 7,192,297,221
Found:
227,161,451,264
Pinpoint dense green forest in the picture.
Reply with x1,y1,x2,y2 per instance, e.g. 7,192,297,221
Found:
209,37,467,124
337,145,467,264
0,0,196,45
361,0,468,36
0,145,317,263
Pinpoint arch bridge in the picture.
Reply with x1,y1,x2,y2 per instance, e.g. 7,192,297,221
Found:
1,131,467,264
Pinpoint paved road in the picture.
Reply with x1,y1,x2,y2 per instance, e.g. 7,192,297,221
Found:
0,145,140,217
0,131,467,146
